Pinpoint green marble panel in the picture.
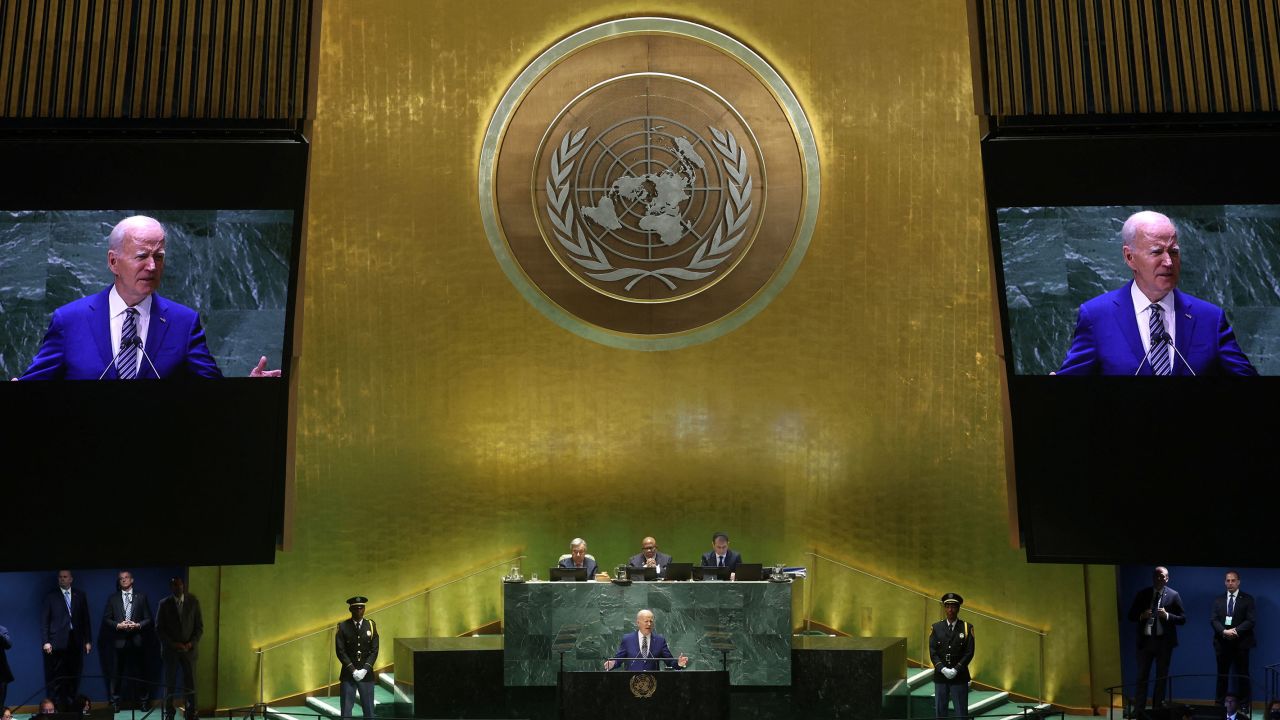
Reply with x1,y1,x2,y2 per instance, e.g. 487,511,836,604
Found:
503,581,793,686
997,205,1280,375
0,209,293,379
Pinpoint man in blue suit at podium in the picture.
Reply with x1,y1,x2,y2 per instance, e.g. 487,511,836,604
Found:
1056,211,1256,376
18,215,279,380
604,610,688,672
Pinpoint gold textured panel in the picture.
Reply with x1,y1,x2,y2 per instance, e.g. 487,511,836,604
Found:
202,1,1114,712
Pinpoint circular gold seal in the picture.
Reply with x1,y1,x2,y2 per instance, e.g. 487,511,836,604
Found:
629,672,657,698
480,18,819,350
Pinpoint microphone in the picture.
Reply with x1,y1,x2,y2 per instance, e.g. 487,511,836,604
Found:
136,338,161,379
1132,338,1162,376
1155,330,1197,376
97,336,141,380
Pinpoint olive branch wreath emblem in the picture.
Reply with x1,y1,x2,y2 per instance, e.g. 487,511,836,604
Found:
544,126,754,293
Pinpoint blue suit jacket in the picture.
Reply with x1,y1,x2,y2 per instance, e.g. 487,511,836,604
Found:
20,286,223,380
609,632,682,671
700,550,742,572
41,587,92,649
558,557,599,577
1057,283,1257,376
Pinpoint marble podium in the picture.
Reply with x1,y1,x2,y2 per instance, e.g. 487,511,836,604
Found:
503,580,796,686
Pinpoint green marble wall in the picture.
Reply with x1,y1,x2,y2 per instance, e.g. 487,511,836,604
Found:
998,205,1280,375
503,581,793,686
0,209,293,379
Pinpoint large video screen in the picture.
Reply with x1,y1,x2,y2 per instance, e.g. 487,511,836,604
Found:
0,137,306,570
982,131,1280,566
996,204,1279,376
2,209,292,381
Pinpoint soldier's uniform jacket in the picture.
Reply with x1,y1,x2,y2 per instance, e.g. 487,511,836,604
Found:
928,618,975,684
336,617,379,682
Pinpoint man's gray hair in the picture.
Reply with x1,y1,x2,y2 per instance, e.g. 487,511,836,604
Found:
1121,210,1176,249
569,537,586,550
108,215,165,253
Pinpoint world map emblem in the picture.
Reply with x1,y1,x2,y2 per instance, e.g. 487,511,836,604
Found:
481,18,819,349
538,75,763,302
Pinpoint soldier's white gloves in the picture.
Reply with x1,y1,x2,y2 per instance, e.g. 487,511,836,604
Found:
352,668,368,681
941,667,957,680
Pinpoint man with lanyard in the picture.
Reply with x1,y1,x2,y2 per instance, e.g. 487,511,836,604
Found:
1127,566,1186,716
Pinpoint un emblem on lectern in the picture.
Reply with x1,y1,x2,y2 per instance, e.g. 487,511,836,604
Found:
480,18,819,349
629,673,657,698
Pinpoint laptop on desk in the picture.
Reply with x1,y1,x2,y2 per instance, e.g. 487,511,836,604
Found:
664,562,693,581
550,567,588,582
735,563,763,581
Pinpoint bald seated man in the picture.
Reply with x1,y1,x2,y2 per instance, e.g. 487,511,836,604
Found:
627,537,673,578
18,215,280,380
1057,210,1256,376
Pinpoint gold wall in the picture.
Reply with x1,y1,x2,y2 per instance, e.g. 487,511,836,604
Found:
202,0,1118,711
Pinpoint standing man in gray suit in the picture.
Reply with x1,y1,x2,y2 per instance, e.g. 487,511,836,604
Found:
156,578,202,720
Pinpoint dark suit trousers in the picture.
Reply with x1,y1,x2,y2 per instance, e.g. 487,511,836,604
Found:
112,641,147,703
44,641,84,709
340,678,375,719
1134,640,1173,710
1215,642,1250,704
935,681,968,719
163,651,196,717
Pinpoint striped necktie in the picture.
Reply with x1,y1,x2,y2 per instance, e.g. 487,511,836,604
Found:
117,308,139,379
1148,303,1171,376
640,635,650,658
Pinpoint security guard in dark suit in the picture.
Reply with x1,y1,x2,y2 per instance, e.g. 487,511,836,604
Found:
929,592,975,720
335,596,379,719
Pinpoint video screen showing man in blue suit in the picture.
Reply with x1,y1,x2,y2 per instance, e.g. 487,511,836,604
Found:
1057,210,1257,376
16,215,281,380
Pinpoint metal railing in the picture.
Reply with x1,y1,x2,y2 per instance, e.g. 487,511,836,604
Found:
10,673,194,719
804,551,1047,703
252,555,524,705
1107,672,1265,720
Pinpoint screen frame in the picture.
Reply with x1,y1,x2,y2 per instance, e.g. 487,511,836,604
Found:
0,133,307,570
981,128,1280,566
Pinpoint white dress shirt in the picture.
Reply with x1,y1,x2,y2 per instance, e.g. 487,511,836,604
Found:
109,287,153,375
1130,283,1175,369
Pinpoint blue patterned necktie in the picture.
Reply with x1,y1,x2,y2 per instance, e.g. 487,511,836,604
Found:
641,635,650,659
1228,593,1235,616
1148,303,1171,376
117,307,139,379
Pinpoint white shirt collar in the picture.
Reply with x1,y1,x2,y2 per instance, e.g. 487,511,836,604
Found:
109,285,154,319
1130,282,1174,317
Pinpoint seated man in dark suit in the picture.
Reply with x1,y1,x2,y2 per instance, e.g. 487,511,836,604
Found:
700,532,742,573
18,215,279,380
557,538,598,577
603,610,687,672
1057,211,1256,376
627,536,673,578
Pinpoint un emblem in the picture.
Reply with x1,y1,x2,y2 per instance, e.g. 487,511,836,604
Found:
629,672,657,699
481,18,819,349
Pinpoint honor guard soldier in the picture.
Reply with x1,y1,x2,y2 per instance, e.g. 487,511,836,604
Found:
335,596,379,719
929,592,975,720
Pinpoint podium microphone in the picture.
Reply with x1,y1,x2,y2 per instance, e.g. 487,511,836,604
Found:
97,337,141,380
136,338,161,379
1155,331,1197,376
